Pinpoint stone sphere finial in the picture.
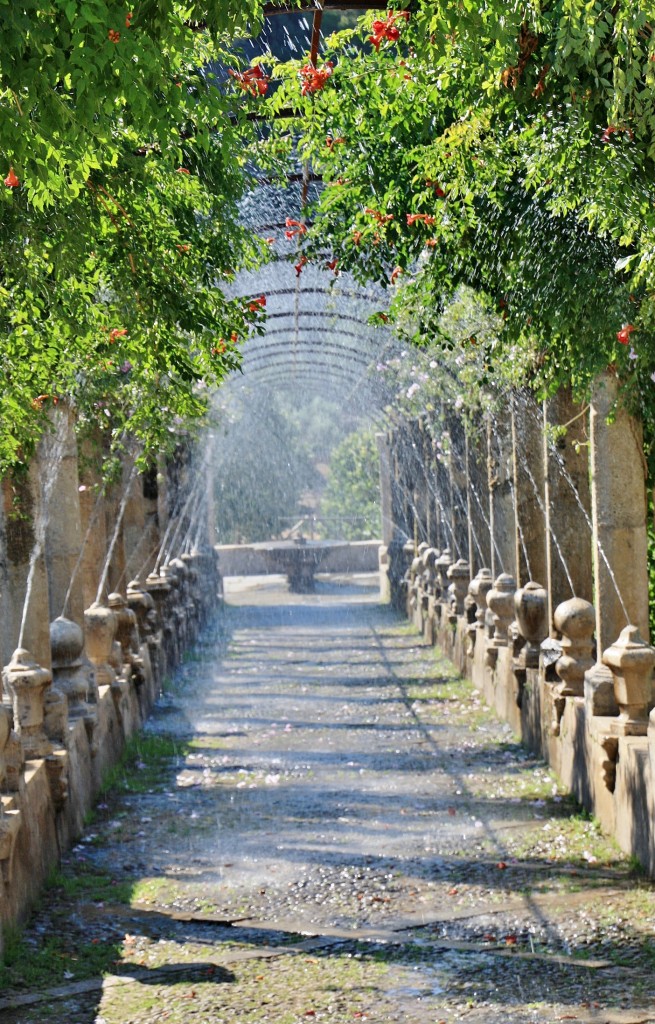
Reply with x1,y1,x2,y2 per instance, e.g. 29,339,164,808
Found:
50,616,84,669
553,597,595,697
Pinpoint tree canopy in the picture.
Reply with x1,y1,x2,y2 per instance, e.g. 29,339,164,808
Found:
263,2,655,463
7,2,655,478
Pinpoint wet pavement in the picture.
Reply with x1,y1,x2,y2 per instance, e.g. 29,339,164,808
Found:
3,573,655,1023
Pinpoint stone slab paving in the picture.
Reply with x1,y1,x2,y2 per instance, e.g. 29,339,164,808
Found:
4,574,655,1023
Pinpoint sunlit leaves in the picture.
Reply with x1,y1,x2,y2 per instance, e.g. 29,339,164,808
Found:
261,0,655,462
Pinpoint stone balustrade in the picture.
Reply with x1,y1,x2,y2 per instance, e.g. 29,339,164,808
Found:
383,387,655,875
0,543,221,944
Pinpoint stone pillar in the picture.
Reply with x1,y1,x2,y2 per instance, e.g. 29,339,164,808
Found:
44,405,84,626
121,472,149,585
0,465,52,671
545,387,594,619
447,415,469,561
467,425,492,571
487,408,515,578
78,440,108,611
511,394,547,591
376,432,394,547
157,453,171,540
103,484,127,597
590,372,649,650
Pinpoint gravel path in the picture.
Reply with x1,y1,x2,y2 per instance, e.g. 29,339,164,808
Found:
3,573,655,1024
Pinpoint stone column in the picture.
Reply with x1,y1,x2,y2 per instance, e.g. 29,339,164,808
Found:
156,453,170,543
44,405,84,626
545,387,594,618
590,372,649,650
78,439,108,612
447,414,469,561
376,432,394,547
487,407,515,578
467,424,492,571
121,472,147,585
0,464,52,671
103,484,127,597
511,393,547,591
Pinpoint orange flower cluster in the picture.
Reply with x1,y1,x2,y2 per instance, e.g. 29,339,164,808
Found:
390,266,403,284
326,136,346,150
248,294,267,312
369,10,410,51
406,213,436,226
299,62,334,96
125,10,133,27
617,323,635,345
109,328,128,342
295,256,308,277
365,208,394,224
228,65,270,97
285,218,307,240
108,29,120,42
4,167,19,188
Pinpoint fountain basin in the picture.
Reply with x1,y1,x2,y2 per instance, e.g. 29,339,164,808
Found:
252,539,347,593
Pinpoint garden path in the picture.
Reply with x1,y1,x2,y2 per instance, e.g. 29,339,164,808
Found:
2,574,654,1024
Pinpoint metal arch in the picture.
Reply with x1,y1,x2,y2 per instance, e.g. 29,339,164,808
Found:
224,375,378,407
239,286,389,306
228,366,373,391
241,358,372,381
264,310,385,330
243,331,378,360
227,368,392,424
243,351,372,373
238,355,373,376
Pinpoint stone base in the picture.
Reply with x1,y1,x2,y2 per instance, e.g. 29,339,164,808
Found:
397,587,655,877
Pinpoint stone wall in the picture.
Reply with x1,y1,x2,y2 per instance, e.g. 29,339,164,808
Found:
0,418,222,955
385,377,655,874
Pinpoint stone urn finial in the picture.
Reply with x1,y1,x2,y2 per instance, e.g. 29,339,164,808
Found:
514,581,549,669
423,548,439,596
84,602,117,688
2,649,53,759
436,547,452,596
602,625,655,735
50,616,97,716
447,558,471,617
469,569,494,630
486,573,517,648
553,598,595,697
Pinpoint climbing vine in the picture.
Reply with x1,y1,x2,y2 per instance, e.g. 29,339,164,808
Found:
263,2,655,467
0,1,305,474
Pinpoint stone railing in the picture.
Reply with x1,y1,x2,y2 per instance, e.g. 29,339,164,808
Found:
0,407,223,951
0,546,222,939
381,375,655,874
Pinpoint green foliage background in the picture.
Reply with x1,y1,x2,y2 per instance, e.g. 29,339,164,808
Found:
321,429,381,541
